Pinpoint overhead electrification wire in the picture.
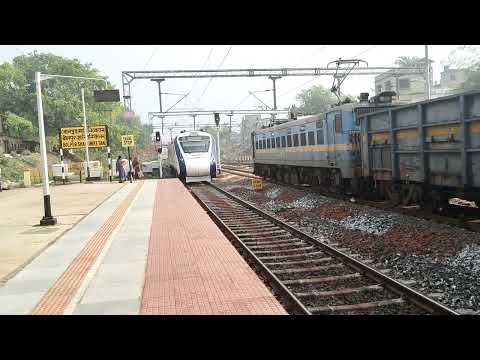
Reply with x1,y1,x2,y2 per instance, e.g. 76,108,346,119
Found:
293,46,327,67
143,45,160,70
199,45,234,98
352,45,379,59
233,93,252,109
167,46,214,113
278,77,317,98
187,46,214,96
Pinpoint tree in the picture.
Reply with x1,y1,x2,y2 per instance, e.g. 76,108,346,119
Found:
394,56,425,67
295,85,338,115
0,52,112,136
4,112,35,138
443,46,480,91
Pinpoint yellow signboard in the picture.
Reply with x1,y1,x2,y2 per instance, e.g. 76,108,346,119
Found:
60,126,108,149
121,135,135,147
252,177,263,191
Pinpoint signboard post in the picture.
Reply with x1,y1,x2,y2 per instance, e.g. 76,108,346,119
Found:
252,177,263,191
121,135,135,183
155,131,162,179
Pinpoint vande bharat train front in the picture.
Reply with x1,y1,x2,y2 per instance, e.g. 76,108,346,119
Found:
166,130,218,183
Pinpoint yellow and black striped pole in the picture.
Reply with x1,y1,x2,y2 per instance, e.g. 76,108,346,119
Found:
60,148,65,185
107,146,112,182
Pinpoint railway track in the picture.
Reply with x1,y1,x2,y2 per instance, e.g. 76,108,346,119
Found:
189,182,458,315
221,165,480,233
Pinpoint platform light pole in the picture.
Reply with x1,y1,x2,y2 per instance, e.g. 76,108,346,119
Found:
214,112,221,174
81,88,92,180
35,72,108,226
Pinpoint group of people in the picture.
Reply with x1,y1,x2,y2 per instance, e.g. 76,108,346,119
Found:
116,156,143,183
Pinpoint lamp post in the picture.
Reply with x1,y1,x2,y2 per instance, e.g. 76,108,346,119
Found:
35,72,108,226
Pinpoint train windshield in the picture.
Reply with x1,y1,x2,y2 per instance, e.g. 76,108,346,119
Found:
178,136,210,153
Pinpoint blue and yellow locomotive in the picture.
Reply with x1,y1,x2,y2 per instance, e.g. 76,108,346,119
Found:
253,90,480,209
252,92,397,194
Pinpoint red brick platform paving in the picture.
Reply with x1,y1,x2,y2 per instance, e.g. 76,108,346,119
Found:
140,179,287,315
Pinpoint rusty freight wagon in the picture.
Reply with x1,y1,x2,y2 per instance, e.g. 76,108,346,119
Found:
359,90,480,210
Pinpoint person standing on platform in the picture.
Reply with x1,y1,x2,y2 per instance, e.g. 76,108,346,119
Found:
132,156,140,180
116,155,126,183
128,156,134,182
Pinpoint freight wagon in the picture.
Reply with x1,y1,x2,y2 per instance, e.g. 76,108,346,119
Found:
359,90,480,209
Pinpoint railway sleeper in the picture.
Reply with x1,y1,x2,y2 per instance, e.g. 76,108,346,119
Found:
283,272,362,285
272,263,344,275
227,223,277,229
259,250,326,260
307,298,405,314
248,241,306,250
237,230,289,238
295,284,384,298
263,257,332,267
233,227,283,234
243,238,299,246
253,245,314,255
223,220,272,226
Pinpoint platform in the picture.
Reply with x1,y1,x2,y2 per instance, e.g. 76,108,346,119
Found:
0,179,286,315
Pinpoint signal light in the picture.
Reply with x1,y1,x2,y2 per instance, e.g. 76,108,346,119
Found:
214,113,220,127
155,131,161,142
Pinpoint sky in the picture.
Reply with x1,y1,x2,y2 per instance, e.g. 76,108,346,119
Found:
0,45,472,138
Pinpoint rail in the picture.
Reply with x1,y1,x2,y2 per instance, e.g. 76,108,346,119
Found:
190,182,458,315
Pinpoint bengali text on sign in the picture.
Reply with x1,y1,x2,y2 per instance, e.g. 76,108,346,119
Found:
121,135,135,147
60,126,108,149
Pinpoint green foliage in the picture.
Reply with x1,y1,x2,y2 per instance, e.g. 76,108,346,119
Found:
0,52,111,135
443,46,480,92
0,51,152,155
5,112,35,138
295,85,338,115
460,66,480,91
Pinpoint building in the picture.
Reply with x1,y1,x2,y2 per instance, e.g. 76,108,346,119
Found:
440,65,466,88
375,67,432,103
430,66,467,98
375,63,467,103
0,114,39,154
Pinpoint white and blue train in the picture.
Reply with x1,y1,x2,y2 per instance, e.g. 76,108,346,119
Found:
166,130,218,183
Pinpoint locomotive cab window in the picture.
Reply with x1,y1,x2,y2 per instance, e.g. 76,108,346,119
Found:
267,138,271,149
263,139,266,149
334,113,342,133
276,137,281,148
178,136,210,153
281,136,286,148
271,136,275,148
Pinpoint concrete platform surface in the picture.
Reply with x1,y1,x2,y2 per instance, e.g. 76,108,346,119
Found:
0,182,125,283
0,179,287,315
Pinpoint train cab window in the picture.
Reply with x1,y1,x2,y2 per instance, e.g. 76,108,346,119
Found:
263,139,266,149
267,138,271,149
287,135,292,147
271,136,275,148
308,131,315,145
316,130,324,144
281,136,286,148
276,137,281,148
178,135,210,153
293,133,299,147
300,132,307,146
334,113,342,133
